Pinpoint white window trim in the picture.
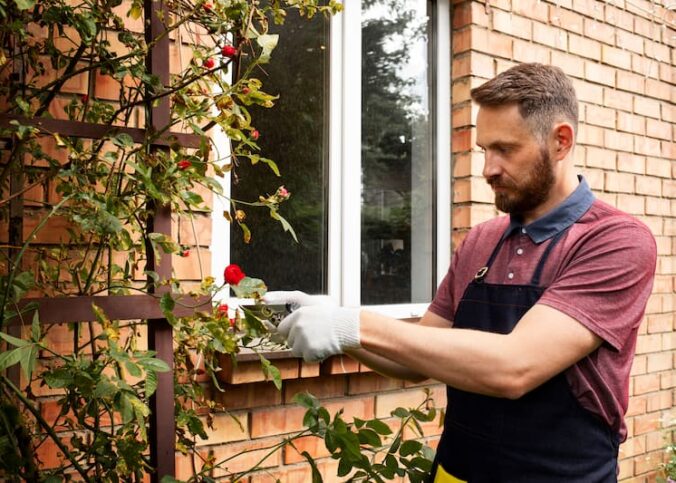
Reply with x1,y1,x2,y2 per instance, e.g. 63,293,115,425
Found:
211,0,451,319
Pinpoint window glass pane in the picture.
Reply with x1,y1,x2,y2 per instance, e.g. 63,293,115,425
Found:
230,11,329,293
361,0,434,305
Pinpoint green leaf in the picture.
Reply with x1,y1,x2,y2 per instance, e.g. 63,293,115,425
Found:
0,331,29,348
139,357,170,373
260,356,282,390
0,347,25,371
44,368,74,389
124,360,142,378
231,276,268,299
93,378,119,399
337,457,353,477
20,344,38,380
160,293,175,316
31,311,41,342
261,157,281,176
366,419,392,435
269,210,298,243
256,34,278,63
391,408,409,418
301,451,323,483
293,392,317,409
357,428,382,448
112,132,134,148
399,440,423,457
13,0,36,10
145,370,158,397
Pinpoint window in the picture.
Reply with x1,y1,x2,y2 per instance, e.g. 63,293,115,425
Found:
212,0,450,318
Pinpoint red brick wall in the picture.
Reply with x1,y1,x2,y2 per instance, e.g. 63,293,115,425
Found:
451,0,674,481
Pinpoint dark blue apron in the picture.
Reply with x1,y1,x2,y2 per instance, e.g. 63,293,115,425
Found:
429,228,619,482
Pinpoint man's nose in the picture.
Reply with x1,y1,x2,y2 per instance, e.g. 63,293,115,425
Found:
482,151,502,179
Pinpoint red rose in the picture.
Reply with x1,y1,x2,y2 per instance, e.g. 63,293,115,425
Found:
217,303,228,315
203,57,215,69
81,94,89,103
224,263,245,285
221,45,237,58
177,159,192,170
229,317,236,328
251,129,260,140
181,249,190,257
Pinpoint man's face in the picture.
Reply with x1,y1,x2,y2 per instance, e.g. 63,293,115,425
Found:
475,104,555,217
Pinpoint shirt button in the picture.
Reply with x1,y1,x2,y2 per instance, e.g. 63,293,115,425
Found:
507,272,514,279
516,248,524,255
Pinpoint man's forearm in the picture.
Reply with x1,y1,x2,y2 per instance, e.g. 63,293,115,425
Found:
346,347,429,382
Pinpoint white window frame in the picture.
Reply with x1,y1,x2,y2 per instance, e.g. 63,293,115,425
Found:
211,0,451,319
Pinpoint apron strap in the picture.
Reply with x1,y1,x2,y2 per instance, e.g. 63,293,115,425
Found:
530,229,568,286
474,227,513,282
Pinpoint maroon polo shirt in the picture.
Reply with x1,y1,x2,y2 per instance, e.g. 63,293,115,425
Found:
429,177,657,440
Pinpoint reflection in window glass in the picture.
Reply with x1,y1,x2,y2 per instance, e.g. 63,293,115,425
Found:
230,11,329,294
361,0,434,305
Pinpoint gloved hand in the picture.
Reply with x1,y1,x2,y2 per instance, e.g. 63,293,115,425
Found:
264,291,361,362
277,305,361,362
262,290,337,311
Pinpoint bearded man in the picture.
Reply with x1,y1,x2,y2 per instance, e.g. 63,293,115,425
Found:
266,63,657,482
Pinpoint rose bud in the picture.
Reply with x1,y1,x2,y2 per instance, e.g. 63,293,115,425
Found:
251,129,260,140
235,209,246,222
221,45,237,58
177,159,192,170
202,2,213,11
181,249,190,257
81,94,89,103
241,87,250,94
217,304,228,316
203,57,215,69
229,317,236,328
224,263,245,285
277,186,290,198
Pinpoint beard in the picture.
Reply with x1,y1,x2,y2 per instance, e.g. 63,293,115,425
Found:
486,148,555,215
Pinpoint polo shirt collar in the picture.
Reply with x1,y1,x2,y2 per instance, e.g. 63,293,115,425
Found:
506,176,595,243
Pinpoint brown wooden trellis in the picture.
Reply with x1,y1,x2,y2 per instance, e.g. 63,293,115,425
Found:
1,0,211,479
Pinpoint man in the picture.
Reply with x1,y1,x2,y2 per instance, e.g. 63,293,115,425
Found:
265,63,657,482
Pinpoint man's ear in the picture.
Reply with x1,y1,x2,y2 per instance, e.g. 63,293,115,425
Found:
552,123,574,160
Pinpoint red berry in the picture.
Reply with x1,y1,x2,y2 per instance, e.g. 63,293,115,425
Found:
203,57,215,69
251,129,260,141
202,2,213,11
224,263,245,285
221,45,237,58
181,250,190,257
177,159,192,170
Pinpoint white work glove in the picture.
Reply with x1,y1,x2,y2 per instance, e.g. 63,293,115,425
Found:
262,290,337,311
263,291,361,362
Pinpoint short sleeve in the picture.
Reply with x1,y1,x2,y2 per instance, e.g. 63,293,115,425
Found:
538,220,656,351
428,234,470,322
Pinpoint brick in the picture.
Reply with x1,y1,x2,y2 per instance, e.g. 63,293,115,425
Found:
664,179,676,198
451,78,471,102
452,104,472,128
572,79,603,104
604,171,634,193
617,457,633,479
631,355,647,376
471,28,513,59
586,104,616,128
585,61,616,87
321,355,360,375
645,78,673,102
634,136,662,157
617,112,646,135
283,435,331,464
348,372,405,395
647,351,672,373
375,388,431,418
616,29,644,54
636,334,662,354
634,96,662,119
300,361,320,378
646,119,672,141
250,404,307,438
549,6,583,35
646,429,667,452
550,51,585,78
569,34,602,60
513,39,550,64
626,394,647,416
635,175,662,196
595,191,616,207
283,375,346,402
584,18,616,44
631,54,660,80
661,371,675,389
218,357,299,385
585,146,616,169
322,396,376,422
646,197,670,216
634,449,664,475
646,390,673,412
512,0,549,22
470,52,496,79
250,464,314,483
491,10,531,40
633,373,661,394
452,27,470,53
644,40,670,63
173,250,212,280
579,167,604,190
604,5,634,32
647,313,673,334
533,22,566,50
619,434,646,458
207,436,283,475
215,382,282,410
197,411,249,446
571,0,600,17
617,71,645,94
604,129,633,152
603,88,634,111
